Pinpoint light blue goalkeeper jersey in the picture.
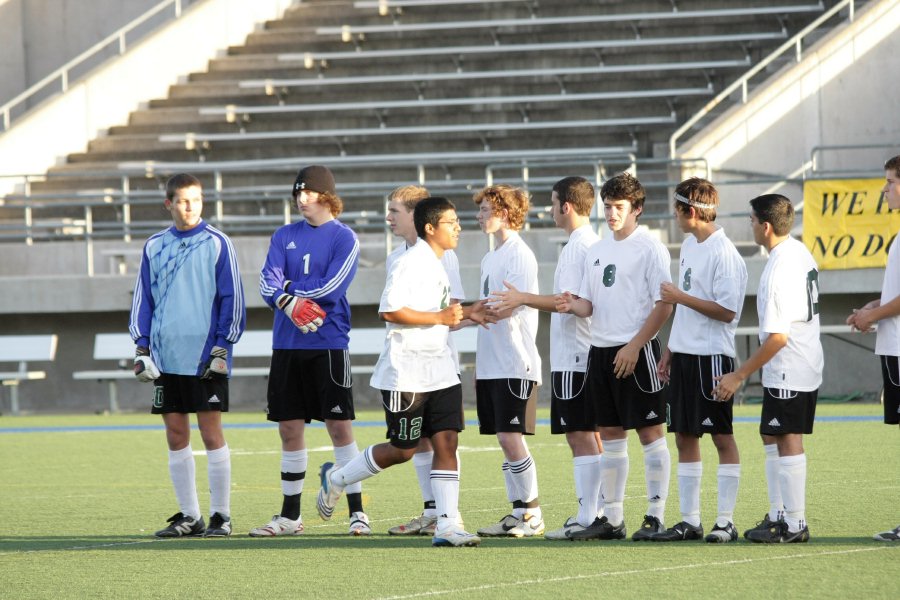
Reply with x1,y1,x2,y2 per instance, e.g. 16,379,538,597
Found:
129,220,246,376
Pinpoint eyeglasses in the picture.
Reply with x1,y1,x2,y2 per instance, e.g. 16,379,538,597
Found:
438,219,461,227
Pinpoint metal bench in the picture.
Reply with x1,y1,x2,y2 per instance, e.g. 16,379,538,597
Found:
72,327,477,412
317,4,824,37
0,335,58,415
200,86,714,123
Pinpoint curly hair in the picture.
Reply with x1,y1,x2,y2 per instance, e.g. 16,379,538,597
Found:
472,184,530,231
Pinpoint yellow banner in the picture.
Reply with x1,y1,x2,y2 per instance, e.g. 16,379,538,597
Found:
802,178,897,270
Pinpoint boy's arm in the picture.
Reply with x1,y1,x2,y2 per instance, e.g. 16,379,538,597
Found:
851,297,900,332
489,280,557,313
381,305,463,327
711,332,788,401
555,291,593,317
660,282,736,323
612,301,673,378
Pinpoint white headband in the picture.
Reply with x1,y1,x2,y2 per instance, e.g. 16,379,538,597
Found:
675,192,716,210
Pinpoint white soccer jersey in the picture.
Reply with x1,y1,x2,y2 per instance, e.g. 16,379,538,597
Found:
756,237,823,391
387,241,466,371
578,226,672,347
551,224,599,372
668,228,748,357
876,234,900,356
370,239,459,392
476,232,541,383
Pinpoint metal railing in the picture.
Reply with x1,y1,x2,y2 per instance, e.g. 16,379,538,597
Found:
1,0,198,132
669,0,857,158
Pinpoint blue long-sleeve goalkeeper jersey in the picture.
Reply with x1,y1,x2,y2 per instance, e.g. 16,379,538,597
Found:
259,218,359,350
129,220,246,376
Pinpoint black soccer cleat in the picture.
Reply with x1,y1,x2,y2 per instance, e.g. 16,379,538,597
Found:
652,521,704,542
567,516,626,541
743,512,778,540
746,519,809,543
203,512,232,537
631,514,664,541
705,521,739,543
154,512,205,538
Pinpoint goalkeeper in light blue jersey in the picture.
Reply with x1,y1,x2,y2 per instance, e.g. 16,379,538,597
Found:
129,173,246,539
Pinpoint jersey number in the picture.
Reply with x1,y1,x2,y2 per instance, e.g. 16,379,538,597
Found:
302,253,311,275
682,267,692,291
805,269,820,321
397,416,423,441
603,264,616,287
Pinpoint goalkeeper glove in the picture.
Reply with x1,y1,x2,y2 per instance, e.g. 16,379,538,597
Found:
201,346,229,380
276,293,326,333
134,346,160,382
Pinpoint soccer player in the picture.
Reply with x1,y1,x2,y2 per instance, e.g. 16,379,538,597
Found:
556,172,674,541
129,173,246,538
251,165,368,537
652,178,748,543
488,176,604,539
383,185,467,537
317,196,482,547
713,193,822,544
472,184,545,539
845,155,900,542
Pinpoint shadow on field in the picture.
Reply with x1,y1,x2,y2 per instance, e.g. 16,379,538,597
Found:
1,534,890,553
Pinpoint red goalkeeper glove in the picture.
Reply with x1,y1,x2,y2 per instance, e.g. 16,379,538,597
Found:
276,294,326,333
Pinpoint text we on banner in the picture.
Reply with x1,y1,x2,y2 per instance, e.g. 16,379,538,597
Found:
802,178,897,270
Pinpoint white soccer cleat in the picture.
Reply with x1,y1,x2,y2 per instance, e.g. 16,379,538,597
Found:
349,511,372,536
432,527,481,547
388,513,437,536
508,512,545,538
476,514,521,537
248,515,304,537
316,462,344,521
544,516,586,540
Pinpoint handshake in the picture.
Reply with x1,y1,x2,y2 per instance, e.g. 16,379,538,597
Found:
276,283,326,334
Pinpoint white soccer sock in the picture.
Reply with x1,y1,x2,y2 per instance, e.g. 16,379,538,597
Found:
281,449,308,496
778,454,807,532
206,444,231,517
431,469,460,531
574,455,602,527
332,445,382,488
502,462,523,517
716,463,741,526
509,455,541,521
642,437,670,521
599,439,629,526
677,461,702,527
334,441,363,495
764,444,783,521
168,446,200,520
413,451,436,517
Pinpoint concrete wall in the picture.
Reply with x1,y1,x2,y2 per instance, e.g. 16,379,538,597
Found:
0,0,163,106
677,0,900,242
0,0,294,194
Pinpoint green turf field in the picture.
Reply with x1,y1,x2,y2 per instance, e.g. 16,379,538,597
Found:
1,404,897,599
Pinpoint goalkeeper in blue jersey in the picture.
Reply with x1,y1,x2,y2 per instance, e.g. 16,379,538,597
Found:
250,165,370,537
129,173,247,538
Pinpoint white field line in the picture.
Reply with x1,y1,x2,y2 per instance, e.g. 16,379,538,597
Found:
369,547,894,600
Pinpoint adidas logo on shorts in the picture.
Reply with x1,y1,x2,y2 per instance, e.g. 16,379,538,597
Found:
645,411,658,420
768,417,781,427
286,241,297,249
702,417,714,427
509,416,520,425
560,417,567,426
331,405,343,414
208,394,220,404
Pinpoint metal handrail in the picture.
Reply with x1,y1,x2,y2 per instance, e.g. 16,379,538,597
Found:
1,0,191,132
669,0,855,158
